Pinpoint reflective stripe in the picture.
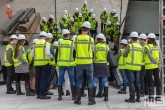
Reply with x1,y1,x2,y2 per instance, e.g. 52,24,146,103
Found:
58,60,74,62
94,60,107,63
34,42,46,61
74,42,93,44
76,57,93,59
126,63,141,66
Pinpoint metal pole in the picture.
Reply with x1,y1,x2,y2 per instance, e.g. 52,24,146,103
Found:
55,0,57,41
120,0,122,25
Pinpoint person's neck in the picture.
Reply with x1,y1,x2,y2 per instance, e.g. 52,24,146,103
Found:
10,42,14,45
64,38,69,40
81,32,87,35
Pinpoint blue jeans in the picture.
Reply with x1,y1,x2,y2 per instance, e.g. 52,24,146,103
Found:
119,69,127,91
93,77,108,95
76,64,93,88
127,70,140,88
46,65,52,90
58,66,75,86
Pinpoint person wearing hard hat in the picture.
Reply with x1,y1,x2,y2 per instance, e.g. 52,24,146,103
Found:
40,17,48,32
55,29,75,101
6,4,13,19
112,22,120,55
77,13,85,34
100,7,108,33
109,9,116,23
47,15,55,32
30,31,54,99
90,14,98,40
112,14,120,27
73,21,96,105
138,33,147,97
73,8,79,22
116,39,128,94
69,17,78,35
13,35,35,96
81,1,88,21
93,33,110,101
59,15,69,30
104,21,113,44
123,31,142,103
50,24,63,41
27,39,39,93
144,33,162,101
87,9,94,22
4,35,18,94
61,10,70,22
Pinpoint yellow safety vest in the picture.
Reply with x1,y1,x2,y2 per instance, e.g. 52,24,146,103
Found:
77,17,85,29
4,44,14,67
51,29,63,41
91,19,97,30
13,46,28,67
61,14,70,22
27,46,33,64
126,43,142,71
33,40,49,66
104,26,113,38
74,35,94,64
81,6,88,19
40,22,48,32
144,44,160,69
47,42,55,66
70,22,78,34
59,20,69,29
109,14,114,22
118,49,126,69
57,40,75,66
113,28,120,41
100,12,108,24
73,13,79,22
94,43,109,64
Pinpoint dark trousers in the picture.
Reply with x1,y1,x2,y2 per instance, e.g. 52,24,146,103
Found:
146,68,161,87
15,73,30,83
6,66,15,91
140,66,146,94
90,30,97,40
101,23,106,33
35,64,49,96
46,65,52,91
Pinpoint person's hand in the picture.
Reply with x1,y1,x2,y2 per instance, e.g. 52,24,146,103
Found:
157,62,161,64
158,67,162,72
51,58,54,61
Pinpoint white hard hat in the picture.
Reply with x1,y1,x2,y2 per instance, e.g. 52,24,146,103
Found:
58,38,63,43
42,17,47,22
33,39,39,43
130,31,138,38
106,21,111,25
70,17,74,22
147,33,156,39
82,21,91,29
79,13,82,17
18,35,26,40
62,29,70,35
116,22,120,26
90,9,93,13
39,31,47,37
47,33,53,39
7,4,10,8
75,7,79,12
53,41,58,46
72,35,77,40
120,39,128,44
114,14,118,18
10,35,17,39
111,9,116,13
139,33,147,39
64,10,68,15
103,7,107,11
63,15,67,19
103,37,106,42
96,33,105,39
49,15,54,19
84,1,87,5
92,14,96,18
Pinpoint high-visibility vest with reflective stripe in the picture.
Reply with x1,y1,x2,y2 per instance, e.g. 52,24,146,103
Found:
4,44,14,66
74,35,94,64
141,44,146,66
47,42,55,65
40,22,48,32
33,40,49,66
118,49,126,69
91,19,97,30
88,13,93,23
81,6,88,19
113,28,120,41
77,17,85,29
104,26,113,38
144,44,160,69
70,22,78,34
94,43,109,64
13,46,28,67
59,20,69,29
100,12,108,24
126,43,142,71
51,29,63,41
61,14,70,22
112,19,120,27
47,20,55,29
27,46,33,64
73,13,79,22
57,40,75,66
109,14,114,22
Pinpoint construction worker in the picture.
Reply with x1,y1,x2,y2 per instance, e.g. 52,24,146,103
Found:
40,17,48,32
88,9,94,22
6,4,13,19
104,21,113,44
112,22,120,55
81,1,88,21
27,39,39,93
47,15,55,32
77,13,85,34
138,33,147,97
73,8,79,22
61,10,70,22
50,25,63,41
13,35,35,96
109,9,116,23
59,15,69,30
30,31,54,99
100,7,108,33
117,39,128,94
90,14,98,40
144,33,162,101
93,33,110,101
112,14,120,27
69,17,78,36
123,31,142,103
56,29,75,101
4,35,17,94
45,33,54,95
74,21,96,105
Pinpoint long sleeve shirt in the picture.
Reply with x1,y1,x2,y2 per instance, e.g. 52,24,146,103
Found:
6,44,14,64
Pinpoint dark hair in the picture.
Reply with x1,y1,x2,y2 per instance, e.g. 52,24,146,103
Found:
14,40,25,58
97,38,104,43
139,38,146,41
82,27,89,32
10,38,15,41
63,34,70,38
131,37,138,41
120,43,127,47
147,38,157,46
